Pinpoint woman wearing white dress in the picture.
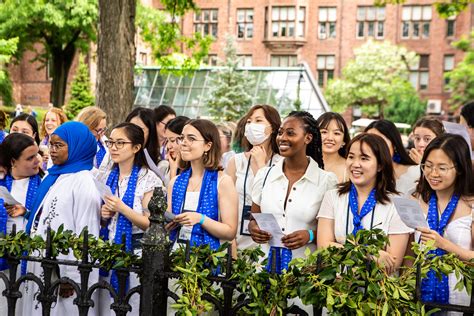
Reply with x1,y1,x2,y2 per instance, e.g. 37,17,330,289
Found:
226,105,282,251
96,122,162,315
22,122,101,316
412,134,473,314
318,133,412,275
366,120,419,195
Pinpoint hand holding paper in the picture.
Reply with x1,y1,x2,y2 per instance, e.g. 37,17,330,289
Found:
252,213,285,248
0,186,21,206
93,179,113,200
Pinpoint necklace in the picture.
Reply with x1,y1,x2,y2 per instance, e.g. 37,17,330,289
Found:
188,177,202,192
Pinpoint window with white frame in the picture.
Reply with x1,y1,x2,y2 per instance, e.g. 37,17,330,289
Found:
317,55,335,87
401,6,432,39
356,6,385,39
446,15,456,37
203,54,218,66
194,9,218,38
268,6,305,38
409,55,429,90
237,55,253,67
270,55,297,67
318,7,336,39
237,9,254,39
443,55,454,87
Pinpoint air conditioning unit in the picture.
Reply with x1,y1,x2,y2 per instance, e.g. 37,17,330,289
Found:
426,99,442,114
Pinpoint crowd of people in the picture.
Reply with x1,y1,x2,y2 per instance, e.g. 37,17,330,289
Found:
0,101,473,315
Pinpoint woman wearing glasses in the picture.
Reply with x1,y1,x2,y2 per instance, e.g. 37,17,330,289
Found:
95,122,162,315
165,119,238,251
412,134,473,312
22,122,101,316
76,106,109,169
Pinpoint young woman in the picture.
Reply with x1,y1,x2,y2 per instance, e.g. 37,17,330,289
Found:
126,107,160,165
10,114,41,145
365,120,419,195
409,117,444,164
96,122,162,315
226,105,282,250
413,134,473,311
22,122,101,316
154,105,176,160
165,119,238,250
39,108,68,170
317,112,351,183
217,122,236,169
76,106,108,169
317,133,412,274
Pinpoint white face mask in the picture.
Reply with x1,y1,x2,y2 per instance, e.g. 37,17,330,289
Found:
245,123,269,146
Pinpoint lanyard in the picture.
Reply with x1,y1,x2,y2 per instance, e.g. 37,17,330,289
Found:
345,201,376,236
242,154,274,207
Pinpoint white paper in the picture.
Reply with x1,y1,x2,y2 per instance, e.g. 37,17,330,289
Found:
93,179,113,200
0,187,21,206
144,149,167,182
443,121,473,159
252,213,285,247
392,197,428,229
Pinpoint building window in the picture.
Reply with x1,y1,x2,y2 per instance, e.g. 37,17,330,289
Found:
268,6,305,38
317,55,335,87
409,55,429,90
237,9,253,39
443,55,454,87
237,55,253,67
446,16,456,37
203,54,218,66
318,7,336,39
139,52,147,66
356,6,385,39
271,55,297,67
401,6,432,39
46,58,53,80
194,9,218,38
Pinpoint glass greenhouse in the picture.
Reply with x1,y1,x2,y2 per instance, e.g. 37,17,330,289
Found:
133,63,330,118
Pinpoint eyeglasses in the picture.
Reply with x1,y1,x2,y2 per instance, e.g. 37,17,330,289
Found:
104,140,133,149
176,135,205,145
420,163,456,176
94,127,107,135
49,142,66,151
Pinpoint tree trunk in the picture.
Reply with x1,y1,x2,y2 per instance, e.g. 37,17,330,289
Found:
51,45,76,107
96,0,136,127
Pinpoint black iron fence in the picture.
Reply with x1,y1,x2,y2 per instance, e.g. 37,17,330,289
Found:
0,187,472,315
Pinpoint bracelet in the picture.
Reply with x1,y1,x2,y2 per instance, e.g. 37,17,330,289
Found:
23,210,31,219
199,214,206,225
307,229,314,243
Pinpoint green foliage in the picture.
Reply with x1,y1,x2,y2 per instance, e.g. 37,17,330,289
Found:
65,56,95,119
136,2,212,76
384,80,427,126
374,0,473,17
445,31,474,109
204,35,255,122
0,37,18,106
325,40,419,118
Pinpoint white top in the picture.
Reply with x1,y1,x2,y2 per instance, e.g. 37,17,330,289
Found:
252,157,338,259
234,152,282,250
318,189,413,244
7,177,29,233
95,167,162,238
396,165,420,196
221,150,236,170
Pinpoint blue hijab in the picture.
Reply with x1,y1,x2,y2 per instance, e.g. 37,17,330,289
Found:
25,122,97,233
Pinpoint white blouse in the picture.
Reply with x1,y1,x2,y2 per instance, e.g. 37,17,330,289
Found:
251,157,338,259
7,177,29,233
396,165,420,196
318,189,413,244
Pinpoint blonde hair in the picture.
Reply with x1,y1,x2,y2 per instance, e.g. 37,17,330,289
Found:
40,108,68,138
75,106,107,131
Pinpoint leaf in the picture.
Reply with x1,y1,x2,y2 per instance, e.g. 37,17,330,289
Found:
382,302,388,316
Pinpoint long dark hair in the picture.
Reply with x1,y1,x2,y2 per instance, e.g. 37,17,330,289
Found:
286,111,324,169
316,112,351,157
365,120,416,166
126,107,160,164
0,133,37,172
415,134,474,203
166,116,189,135
10,114,41,145
111,122,148,169
412,117,445,137
338,133,398,204
154,105,176,123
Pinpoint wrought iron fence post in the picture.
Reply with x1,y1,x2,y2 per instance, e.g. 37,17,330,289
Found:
38,226,58,316
4,225,21,316
75,229,94,316
140,187,171,316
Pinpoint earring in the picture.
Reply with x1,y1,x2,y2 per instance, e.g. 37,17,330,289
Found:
204,151,208,156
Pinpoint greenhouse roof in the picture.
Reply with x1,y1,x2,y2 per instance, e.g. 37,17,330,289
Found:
133,63,330,118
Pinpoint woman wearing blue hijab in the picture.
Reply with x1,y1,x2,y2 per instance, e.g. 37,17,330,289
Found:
22,122,102,316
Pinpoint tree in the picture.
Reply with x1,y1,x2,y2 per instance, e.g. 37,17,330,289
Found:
65,56,94,119
204,35,255,122
0,1,97,107
324,40,420,118
445,30,474,109
375,0,473,17
384,81,426,125
0,37,18,106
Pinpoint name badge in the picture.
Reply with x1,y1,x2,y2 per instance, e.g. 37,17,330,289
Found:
240,205,252,236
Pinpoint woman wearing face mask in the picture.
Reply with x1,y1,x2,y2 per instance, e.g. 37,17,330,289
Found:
317,133,412,276
39,108,68,170
317,112,351,183
409,117,445,164
226,105,282,250
22,122,101,316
